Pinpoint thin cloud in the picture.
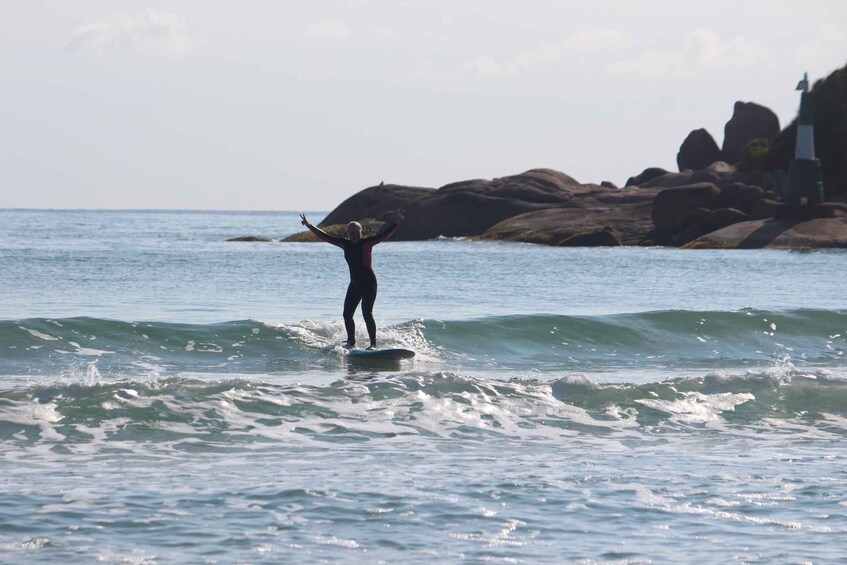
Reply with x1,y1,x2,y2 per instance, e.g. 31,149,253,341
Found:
459,29,627,78
567,30,628,53
607,29,766,78
64,9,190,57
460,56,502,79
307,21,351,40
793,23,846,69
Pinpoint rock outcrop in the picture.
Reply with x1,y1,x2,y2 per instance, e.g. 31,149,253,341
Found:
282,169,662,246
669,207,752,246
652,183,722,232
321,184,435,226
397,169,592,240
677,128,720,171
685,217,847,249
227,64,847,250
253,159,840,249
625,167,667,187
721,101,780,164
481,187,660,246
648,166,772,244
638,162,755,193
718,183,767,215
298,169,599,242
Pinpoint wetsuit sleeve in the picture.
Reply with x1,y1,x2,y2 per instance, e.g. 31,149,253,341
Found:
305,223,346,248
363,222,399,245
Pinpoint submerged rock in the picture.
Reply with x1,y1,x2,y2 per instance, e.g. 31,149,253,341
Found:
226,236,272,242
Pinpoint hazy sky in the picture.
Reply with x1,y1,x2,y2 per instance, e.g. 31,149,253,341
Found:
2,1,845,210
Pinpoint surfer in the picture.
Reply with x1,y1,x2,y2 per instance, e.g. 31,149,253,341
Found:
299,209,405,349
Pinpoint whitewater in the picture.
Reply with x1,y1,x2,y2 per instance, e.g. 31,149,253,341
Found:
1,209,846,563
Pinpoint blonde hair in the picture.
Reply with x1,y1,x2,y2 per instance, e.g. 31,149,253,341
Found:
347,221,362,231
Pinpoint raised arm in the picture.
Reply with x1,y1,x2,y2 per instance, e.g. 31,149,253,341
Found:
363,209,405,245
300,214,346,247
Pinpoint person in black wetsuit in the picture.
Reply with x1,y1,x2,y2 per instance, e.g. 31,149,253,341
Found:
299,209,405,349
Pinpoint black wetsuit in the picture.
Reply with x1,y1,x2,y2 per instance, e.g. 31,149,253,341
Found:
305,222,399,347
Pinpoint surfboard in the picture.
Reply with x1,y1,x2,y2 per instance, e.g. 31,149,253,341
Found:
347,348,415,360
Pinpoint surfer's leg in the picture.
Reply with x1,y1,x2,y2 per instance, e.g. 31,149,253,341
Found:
342,283,362,347
361,277,378,348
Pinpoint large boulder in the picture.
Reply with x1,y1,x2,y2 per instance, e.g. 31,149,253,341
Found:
643,170,719,189
625,167,668,187
670,207,752,246
320,184,435,226
402,169,589,239
652,183,722,231
721,101,780,164
751,198,783,220
561,228,621,247
718,183,767,215
677,128,721,171
482,187,661,246
296,169,594,241
642,163,750,192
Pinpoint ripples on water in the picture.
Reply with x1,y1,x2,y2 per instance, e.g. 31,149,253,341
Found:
2,368,847,562
1,210,846,562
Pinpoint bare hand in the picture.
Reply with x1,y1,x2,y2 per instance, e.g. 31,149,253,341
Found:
299,213,309,226
394,209,406,224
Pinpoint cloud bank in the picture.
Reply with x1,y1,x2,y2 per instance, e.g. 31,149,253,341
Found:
64,9,190,57
307,21,351,40
608,29,765,78
460,28,769,80
460,29,627,78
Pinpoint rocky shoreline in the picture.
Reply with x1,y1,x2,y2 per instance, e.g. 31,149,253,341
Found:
273,165,847,249
232,64,847,249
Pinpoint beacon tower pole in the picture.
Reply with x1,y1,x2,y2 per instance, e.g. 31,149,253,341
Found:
785,72,824,205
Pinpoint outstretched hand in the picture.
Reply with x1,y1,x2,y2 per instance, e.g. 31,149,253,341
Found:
394,209,406,224
299,213,309,226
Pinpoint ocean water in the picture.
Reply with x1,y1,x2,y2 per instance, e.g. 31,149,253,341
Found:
1,209,846,563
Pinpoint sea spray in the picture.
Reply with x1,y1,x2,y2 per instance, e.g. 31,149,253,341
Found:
2,370,847,459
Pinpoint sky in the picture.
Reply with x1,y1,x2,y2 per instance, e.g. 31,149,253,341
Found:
1,1,845,211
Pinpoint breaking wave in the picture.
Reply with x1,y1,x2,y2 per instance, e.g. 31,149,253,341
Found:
2,309,844,376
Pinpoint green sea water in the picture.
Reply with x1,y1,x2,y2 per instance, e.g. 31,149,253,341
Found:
1,209,846,563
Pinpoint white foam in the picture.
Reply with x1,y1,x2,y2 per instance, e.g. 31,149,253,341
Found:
67,341,113,357
20,327,60,341
314,535,359,549
635,392,755,424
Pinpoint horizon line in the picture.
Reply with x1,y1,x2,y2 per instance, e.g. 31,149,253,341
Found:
0,207,329,214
